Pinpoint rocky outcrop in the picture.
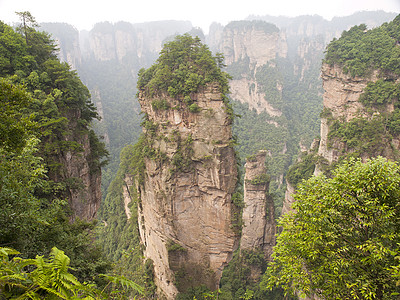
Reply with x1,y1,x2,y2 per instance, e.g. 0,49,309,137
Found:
122,174,134,219
136,83,239,299
317,63,381,164
230,79,282,116
83,21,192,62
48,109,102,222
219,21,287,67
281,180,296,215
214,21,287,116
241,150,276,260
40,23,82,70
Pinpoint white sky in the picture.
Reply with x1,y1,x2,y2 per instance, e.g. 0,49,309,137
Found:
0,0,399,32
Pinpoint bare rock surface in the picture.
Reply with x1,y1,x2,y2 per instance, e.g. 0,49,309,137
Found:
136,84,239,299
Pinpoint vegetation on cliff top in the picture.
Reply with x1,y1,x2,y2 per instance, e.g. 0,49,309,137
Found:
324,14,400,77
137,33,231,97
225,20,279,34
322,17,400,161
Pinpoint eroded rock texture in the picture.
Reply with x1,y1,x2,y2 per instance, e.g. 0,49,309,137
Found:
136,83,239,299
241,150,276,260
46,108,102,222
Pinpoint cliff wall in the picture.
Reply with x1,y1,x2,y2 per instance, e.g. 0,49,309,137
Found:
44,108,103,222
214,21,287,116
136,84,239,299
317,63,399,166
241,150,276,260
219,22,287,67
81,21,192,62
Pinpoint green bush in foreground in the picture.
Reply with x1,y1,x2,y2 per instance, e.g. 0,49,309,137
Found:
264,157,400,299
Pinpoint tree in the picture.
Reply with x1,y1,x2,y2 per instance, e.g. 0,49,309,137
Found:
0,78,35,153
0,14,109,285
15,11,38,45
263,157,400,299
137,33,231,98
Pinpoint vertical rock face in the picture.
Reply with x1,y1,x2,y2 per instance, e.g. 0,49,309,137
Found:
317,63,390,165
218,22,287,67
40,23,82,70
47,108,102,222
281,180,296,215
241,151,276,260
137,84,239,299
214,21,287,116
82,21,192,62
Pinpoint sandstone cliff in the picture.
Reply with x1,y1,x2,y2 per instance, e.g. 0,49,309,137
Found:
136,83,239,299
241,150,276,260
45,108,103,222
282,62,392,213
317,63,399,167
40,23,82,70
214,21,287,116
219,21,287,67
82,21,192,62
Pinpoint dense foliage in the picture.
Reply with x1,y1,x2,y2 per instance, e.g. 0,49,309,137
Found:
286,151,318,187
328,114,392,159
0,12,109,286
264,157,400,299
360,79,400,108
324,15,400,77
137,34,231,97
0,246,144,299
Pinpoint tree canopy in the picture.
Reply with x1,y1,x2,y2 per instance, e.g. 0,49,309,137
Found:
0,13,109,285
137,33,231,98
263,157,400,299
324,15,400,77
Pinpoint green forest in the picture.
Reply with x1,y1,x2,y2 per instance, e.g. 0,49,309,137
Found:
0,12,142,298
1,9,400,300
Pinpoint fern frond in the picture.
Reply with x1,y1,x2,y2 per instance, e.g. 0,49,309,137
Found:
59,272,81,286
17,290,42,300
0,247,20,257
13,257,37,269
41,285,70,299
49,247,70,274
0,273,27,283
100,274,144,295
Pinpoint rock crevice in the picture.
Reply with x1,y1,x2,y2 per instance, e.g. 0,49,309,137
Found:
136,84,239,299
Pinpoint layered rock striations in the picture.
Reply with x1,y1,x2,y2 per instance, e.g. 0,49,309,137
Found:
136,84,239,298
241,150,276,260
317,64,381,165
133,35,241,298
283,15,400,215
215,21,287,116
317,64,400,168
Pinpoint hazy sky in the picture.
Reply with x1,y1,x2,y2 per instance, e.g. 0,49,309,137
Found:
1,0,399,32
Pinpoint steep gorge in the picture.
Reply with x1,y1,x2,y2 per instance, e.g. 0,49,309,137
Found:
37,12,399,298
